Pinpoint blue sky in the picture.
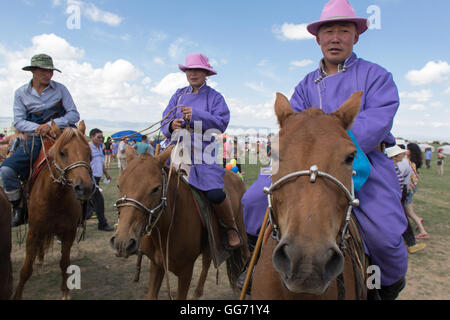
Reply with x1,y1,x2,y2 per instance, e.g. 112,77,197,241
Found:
0,0,449,140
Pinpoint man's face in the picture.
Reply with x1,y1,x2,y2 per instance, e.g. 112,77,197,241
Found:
185,68,208,89
317,22,358,66
31,68,54,86
91,132,104,146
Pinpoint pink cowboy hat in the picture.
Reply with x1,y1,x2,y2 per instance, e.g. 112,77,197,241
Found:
307,0,369,36
178,53,217,76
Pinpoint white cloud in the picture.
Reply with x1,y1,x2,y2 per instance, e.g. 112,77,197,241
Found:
245,82,273,97
61,0,123,27
151,73,188,96
290,59,314,70
153,57,165,65
408,104,426,111
431,122,449,128
168,38,197,59
226,96,277,128
405,61,450,86
0,33,168,125
84,2,123,26
399,89,433,102
273,23,315,41
430,101,443,108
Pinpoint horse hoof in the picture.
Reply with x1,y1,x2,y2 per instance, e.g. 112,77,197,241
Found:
62,293,72,300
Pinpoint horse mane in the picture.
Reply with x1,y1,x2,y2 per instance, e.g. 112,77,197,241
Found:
302,107,326,118
52,127,89,153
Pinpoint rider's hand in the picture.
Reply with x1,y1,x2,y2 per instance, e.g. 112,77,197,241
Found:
181,107,192,121
170,118,184,131
35,124,54,137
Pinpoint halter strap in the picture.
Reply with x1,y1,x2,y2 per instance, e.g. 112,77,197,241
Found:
114,168,168,236
263,165,360,250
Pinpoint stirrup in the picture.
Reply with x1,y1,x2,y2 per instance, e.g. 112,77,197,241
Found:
218,218,243,250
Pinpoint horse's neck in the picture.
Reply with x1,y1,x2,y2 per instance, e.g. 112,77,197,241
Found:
35,164,70,199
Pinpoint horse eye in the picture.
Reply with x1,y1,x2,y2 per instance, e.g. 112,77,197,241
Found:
59,151,66,158
345,152,356,165
151,186,160,194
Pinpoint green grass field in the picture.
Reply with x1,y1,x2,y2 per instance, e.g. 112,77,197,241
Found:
7,149,450,299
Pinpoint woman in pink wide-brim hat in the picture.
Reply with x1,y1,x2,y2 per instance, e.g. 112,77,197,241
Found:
306,0,369,36
161,53,243,251
178,53,217,76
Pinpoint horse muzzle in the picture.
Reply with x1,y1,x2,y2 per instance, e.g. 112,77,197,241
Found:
73,182,96,201
109,234,139,258
272,237,344,294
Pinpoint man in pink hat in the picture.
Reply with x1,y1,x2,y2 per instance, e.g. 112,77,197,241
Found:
288,0,408,299
162,53,243,251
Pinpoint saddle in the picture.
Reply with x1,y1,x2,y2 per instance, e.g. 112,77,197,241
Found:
178,174,231,269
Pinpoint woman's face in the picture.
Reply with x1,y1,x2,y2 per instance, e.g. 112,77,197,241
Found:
185,68,208,89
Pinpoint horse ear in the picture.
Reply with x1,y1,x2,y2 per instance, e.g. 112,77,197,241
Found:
155,145,175,167
125,145,137,164
78,120,86,135
332,91,362,130
274,92,295,128
51,120,62,137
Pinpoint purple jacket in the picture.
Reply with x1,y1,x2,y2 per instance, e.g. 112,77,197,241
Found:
290,52,408,286
162,83,230,191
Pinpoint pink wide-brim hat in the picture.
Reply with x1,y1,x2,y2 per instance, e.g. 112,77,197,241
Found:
307,0,369,36
178,53,217,76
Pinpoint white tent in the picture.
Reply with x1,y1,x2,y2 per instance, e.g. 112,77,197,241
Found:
439,145,450,155
418,144,435,152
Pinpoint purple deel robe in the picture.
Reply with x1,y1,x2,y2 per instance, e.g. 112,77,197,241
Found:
242,167,272,237
161,83,230,191
289,52,408,286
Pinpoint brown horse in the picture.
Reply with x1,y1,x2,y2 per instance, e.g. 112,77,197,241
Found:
110,147,249,299
13,121,94,300
251,92,368,300
0,187,12,300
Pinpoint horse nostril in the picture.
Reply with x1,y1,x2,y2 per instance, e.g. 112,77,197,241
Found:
273,242,292,276
126,239,137,255
109,235,116,250
323,247,344,282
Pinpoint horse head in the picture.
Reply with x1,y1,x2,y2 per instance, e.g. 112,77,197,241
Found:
48,120,94,200
270,91,361,295
110,146,174,258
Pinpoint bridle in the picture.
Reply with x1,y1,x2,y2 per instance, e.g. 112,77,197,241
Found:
114,168,168,236
263,165,360,251
52,160,93,186
40,135,93,188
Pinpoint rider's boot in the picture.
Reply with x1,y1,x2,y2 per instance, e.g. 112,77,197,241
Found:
212,196,243,250
5,189,26,227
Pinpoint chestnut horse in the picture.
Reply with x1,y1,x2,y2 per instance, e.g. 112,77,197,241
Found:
0,187,12,300
251,92,368,300
13,121,94,300
110,147,249,299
